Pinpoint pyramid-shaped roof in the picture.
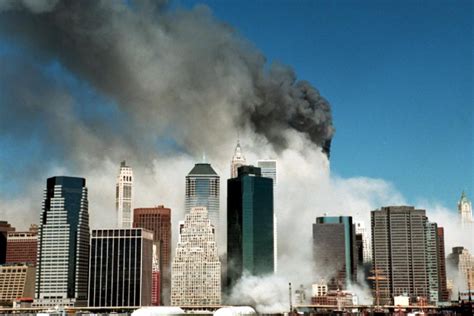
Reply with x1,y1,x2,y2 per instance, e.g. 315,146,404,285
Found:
188,163,217,176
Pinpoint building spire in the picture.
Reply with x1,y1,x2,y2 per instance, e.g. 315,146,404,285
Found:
231,138,246,178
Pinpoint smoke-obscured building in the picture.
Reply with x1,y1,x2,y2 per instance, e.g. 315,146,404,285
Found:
447,246,474,293
313,216,357,290
0,221,15,265
227,166,274,288
6,225,38,266
88,228,153,307
230,140,246,178
35,176,90,307
371,206,446,305
185,163,220,235
0,264,35,305
458,191,473,226
116,161,133,228
257,159,278,273
171,207,221,306
354,221,371,264
133,205,172,305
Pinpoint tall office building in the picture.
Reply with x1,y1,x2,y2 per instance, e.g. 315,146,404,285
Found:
0,221,15,265
371,206,445,305
227,166,274,287
185,163,220,232
35,176,90,307
171,207,221,306
230,140,246,178
6,225,38,265
437,227,449,302
458,191,473,226
257,159,278,272
116,161,133,228
133,205,172,305
354,221,372,264
313,216,357,290
88,228,153,307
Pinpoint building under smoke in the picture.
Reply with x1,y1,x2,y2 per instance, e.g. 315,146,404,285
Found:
171,207,221,306
371,206,447,305
35,176,90,307
227,166,274,288
116,161,134,228
312,216,357,290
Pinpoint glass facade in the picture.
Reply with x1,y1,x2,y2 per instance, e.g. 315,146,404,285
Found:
36,176,89,304
227,166,274,288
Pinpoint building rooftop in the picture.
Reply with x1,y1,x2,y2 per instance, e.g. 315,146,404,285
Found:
188,163,217,176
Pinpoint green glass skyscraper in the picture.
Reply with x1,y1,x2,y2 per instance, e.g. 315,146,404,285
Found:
227,166,274,288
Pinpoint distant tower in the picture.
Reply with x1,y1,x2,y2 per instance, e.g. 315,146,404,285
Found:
35,176,90,307
171,207,221,306
257,159,278,273
116,161,133,228
458,191,473,226
185,163,220,233
230,140,246,178
227,166,274,287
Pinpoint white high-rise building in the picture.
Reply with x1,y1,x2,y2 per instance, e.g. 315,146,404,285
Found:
35,177,89,307
230,140,246,178
116,161,133,228
257,159,278,273
355,221,372,263
171,207,221,306
458,191,473,226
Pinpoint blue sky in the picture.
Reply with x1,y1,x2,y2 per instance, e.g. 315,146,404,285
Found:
177,0,473,209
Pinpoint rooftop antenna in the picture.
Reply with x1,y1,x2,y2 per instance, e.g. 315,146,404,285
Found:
202,151,207,163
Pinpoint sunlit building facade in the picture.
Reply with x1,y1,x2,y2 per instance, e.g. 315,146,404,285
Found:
116,161,133,228
171,207,221,306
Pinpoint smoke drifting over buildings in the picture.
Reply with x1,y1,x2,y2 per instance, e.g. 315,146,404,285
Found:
0,0,470,312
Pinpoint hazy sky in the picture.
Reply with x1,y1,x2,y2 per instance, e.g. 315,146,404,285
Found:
177,0,473,208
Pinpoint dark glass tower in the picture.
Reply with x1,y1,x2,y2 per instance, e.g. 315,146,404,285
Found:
36,176,89,306
313,216,357,290
88,228,153,307
227,166,274,288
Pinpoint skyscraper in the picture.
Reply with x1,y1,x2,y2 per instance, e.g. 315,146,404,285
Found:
447,246,474,293
171,207,221,306
230,140,246,178
227,166,274,287
312,216,357,290
88,228,153,307
133,205,172,305
371,206,444,305
116,161,133,228
0,265,35,304
257,159,278,272
458,191,473,226
185,163,220,232
35,176,90,307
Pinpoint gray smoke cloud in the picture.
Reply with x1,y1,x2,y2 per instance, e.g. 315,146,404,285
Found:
0,0,333,163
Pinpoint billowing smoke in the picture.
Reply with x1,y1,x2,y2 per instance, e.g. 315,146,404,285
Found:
0,0,468,313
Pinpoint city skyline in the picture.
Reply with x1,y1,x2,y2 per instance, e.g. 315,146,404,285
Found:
0,0,472,313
